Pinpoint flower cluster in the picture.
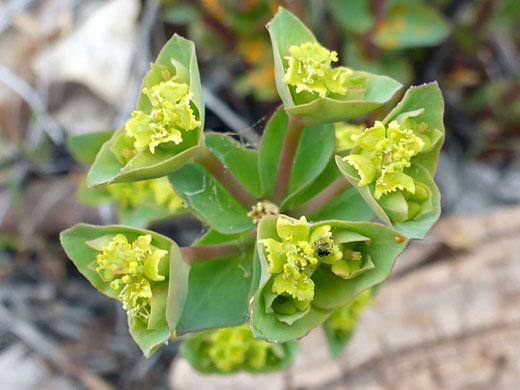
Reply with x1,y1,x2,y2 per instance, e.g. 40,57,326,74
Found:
259,216,373,318
125,80,201,154
95,234,168,320
282,42,363,98
343,120,431,200
192,325,283,373
327,289,372,339
108,177,183,213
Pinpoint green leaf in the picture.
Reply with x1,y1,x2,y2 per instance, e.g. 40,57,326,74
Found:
285,122,335,204
257,107,335,205
280,157,340,211
267,7,402,125
331,0,374,34
60,224,188,357
169,163,254,234
176,249,255,335
310,188,374,222
258,107,288,198
310,221,407,309
87,35,204,187
67,130,114,165
373,3,450,50
205,133,262,198
279,157,374,222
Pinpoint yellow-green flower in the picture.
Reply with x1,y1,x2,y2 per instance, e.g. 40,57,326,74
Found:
282,42,365,99
283,42,338,98
108,177,183,213
192,325,282,373
259,217,344,315
95,234,168,320
125,80,201,154
343,120,429,199
328,290,372,338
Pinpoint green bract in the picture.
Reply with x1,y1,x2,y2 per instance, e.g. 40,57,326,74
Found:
268,7,402,125
323,289,373,358
336,82,444,239
251,215,407,342
182,325,299,374
60,224,188,357
87,35,204,187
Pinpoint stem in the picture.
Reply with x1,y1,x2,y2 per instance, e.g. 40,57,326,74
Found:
180,232,256,263
197,147,257,209
272,114,305,204
290,177,352,217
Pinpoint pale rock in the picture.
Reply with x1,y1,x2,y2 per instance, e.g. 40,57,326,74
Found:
33,0,139,107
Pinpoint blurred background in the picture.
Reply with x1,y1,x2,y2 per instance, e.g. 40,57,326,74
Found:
0,0,519,389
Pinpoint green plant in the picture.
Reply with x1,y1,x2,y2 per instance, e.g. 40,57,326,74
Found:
61,7,444,372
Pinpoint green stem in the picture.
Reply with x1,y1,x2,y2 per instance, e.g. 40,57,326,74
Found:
289,177,352,217
197,146,257,209
272,114,305,204
180,232,256,263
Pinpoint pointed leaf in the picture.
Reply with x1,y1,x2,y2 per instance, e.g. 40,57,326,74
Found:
176,249,255,335
258,107,335,205
169,163,254,234
205,133,262,198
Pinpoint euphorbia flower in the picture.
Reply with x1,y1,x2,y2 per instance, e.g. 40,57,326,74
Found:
95,234,168,320
258,216,373,321
283,42,338,98
125,80,201,154
182,324,298,374
282,42,366,99
206,326,274,372
343,120,430,199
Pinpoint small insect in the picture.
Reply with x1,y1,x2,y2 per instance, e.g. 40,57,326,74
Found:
314,241,332,257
